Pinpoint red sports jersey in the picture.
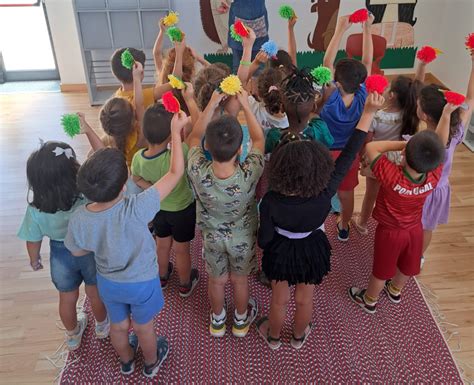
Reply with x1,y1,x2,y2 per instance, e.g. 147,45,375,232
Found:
371,155,443,229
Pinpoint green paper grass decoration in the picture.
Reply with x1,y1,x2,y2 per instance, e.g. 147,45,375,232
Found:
121,49,135,70
311,66,333,85
167,26,184,42
61,114,81,138
230,25,243,43
279,5,296,20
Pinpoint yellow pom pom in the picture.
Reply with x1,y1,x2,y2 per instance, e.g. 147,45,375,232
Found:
219,75,242,96
168,74,185,90
163,11,179,27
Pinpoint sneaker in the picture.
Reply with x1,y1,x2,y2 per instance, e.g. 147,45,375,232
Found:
95,316,110,339
66,312,88,351
348,287,377,314
120,333,139,375
337,222,350,242
160,262,174,289
383,280,401,304
232,297,258,338
143,336,169,378
209,302,227,338
178,268,200,298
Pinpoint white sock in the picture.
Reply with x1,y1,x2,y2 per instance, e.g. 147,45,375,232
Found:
235,309,248,321
213,308,226,321
96,315,109,326
66,324,80,336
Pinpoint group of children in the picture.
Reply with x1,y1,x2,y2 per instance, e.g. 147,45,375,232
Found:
18,11,474,377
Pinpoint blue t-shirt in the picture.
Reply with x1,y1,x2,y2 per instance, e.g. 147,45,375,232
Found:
228,0,268,51
320,84,368,149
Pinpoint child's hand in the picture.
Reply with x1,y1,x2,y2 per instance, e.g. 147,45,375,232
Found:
236,89,250,109
171,110,188,133
255,51,269,64
364,92,385,114
77,112,90,134
174,36,186,55
336,15,352,32
242,28,256,49
442,102,460,116
132,62,143,79
209,89,227,109
158,18,167,32
181,82,194,101
30,257,43,271
364,13,375,29
288,16,297,29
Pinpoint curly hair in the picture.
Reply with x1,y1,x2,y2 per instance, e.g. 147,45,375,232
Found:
99,97,134,155
269,50,293,75
159,47,196,85
193,64,229,110
258,68,284,115
268,140,334,198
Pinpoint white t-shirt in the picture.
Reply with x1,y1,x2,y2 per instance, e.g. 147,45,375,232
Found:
369,110,403,141
248,95,289,135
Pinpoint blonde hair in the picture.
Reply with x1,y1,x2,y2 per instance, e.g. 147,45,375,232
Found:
159,47,196,85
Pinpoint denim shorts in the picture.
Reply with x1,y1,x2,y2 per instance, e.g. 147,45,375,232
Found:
50,240,97,292
96,274,164,325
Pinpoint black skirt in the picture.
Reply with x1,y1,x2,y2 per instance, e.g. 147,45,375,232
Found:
262,229,331,286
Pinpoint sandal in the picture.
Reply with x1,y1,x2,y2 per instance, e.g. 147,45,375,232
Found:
290,323,312,350
256,317,281,350
353,218,368,236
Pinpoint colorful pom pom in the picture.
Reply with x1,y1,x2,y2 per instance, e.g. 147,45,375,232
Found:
439,90,466,106
166,26,184,43
416,46,442,63
234,20,249,38
365,74,389,94
279,5,296,20
311,66,333,86
230,25,243,43
349,9,369,23
465,33,474,50
61,114,81,138
219,75,242,96
168,74,185,90
261,40,278,58
162,91,181,113
121,49,135,70
162,11,179,27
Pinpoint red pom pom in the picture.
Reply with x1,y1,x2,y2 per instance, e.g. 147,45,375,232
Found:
234,20,249,37
441,90,466,106
349,9,369,23
365,74,389,94
162,91,180,113
416,46,441,63
465,33,474,50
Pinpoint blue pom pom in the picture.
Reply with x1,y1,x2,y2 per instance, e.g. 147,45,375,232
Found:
261,40,278,58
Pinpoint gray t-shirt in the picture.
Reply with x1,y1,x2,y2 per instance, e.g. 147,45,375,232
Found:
65,187,160,283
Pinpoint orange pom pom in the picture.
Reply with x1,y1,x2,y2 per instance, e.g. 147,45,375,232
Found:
417,46,442,63
162,91,180,113
234,20,249,37
465,33,474,50
439,90,466,106
365,75,389,94
349,9,369,23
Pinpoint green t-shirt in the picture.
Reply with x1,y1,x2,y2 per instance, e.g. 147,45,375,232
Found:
131,144,194,212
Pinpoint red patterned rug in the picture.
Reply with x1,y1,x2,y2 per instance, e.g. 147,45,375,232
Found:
59,216,462,383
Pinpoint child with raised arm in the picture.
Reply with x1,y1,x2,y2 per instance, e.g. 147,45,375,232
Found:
65,112,188,378
186,89,265,338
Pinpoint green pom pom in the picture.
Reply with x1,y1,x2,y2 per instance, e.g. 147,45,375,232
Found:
166,26,183,42
61,114,81,138
279,5,295,19
230,25,243,43
121,49,135,70
311,66,333,86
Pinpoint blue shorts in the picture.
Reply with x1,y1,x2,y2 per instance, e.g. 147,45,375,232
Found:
50,240,97,292
96,274,164,325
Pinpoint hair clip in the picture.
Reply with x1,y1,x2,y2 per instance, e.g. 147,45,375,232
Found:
268,85,279,93
52,147,74,159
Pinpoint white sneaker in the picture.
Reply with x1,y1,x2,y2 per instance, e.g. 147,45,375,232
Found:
66,312,88,351
95,316,110,339
232,297,258,338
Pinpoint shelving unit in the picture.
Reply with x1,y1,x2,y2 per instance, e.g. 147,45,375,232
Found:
73,0,172,105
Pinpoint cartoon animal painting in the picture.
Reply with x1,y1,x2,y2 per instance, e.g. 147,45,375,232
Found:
200,0,230,53
307,0,341,51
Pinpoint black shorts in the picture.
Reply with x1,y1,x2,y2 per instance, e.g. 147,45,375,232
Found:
152,202,196,242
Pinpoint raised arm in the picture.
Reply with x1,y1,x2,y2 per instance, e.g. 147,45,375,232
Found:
153,19,167,75
132,62,146,148
182,82,200,127
190,46,211,67
288,16,298,66
237,28,256,85
436,103,459,147
236,89,265,153
244,51,268,90
414,60,427,83
172,38,185,81
323,15,352,73
361,13,375,76
77,112,105,152
461,50,474,128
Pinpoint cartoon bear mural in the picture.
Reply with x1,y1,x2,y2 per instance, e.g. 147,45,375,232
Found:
307,0,341,51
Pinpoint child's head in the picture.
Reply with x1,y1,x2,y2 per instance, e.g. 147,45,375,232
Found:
404,130,445,173
258,68,284,115
100,97,135,154
269,139,334,198
334,59,368,94
143,103,173,145
160,47,196,85
282,67,317,125
77,148,129,203
269,50,293,75
111,48,146,84
205,115,243,163
27,141,80,213
418,84,461,144
194,64,229,110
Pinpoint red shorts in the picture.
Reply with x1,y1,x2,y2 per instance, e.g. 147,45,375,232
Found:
372,224,423,280
330,150,359,191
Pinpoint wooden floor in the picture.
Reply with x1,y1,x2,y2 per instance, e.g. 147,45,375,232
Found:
0,91,473,384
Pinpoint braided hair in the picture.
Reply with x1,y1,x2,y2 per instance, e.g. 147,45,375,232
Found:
282,66,317,104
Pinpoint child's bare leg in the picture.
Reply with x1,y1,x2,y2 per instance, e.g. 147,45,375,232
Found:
132,319,158,366
230,273,249,315
338,189,355,229
268,280,290,339
174,241,191,285
294,283,314,338
110,318,134,363
208,274,228,315
359,177,380,227
391,269,411,292
85,285,107,322
59,290,79,331
156,236,172,275
366,275,386,301
422,230,433,255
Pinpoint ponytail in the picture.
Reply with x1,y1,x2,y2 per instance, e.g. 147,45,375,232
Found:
390,76,421,137
258,68,284,115
100,97,134,155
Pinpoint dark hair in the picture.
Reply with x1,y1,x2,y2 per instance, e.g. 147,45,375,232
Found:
269,50,293,73
100,97,134,154
26,141,80,213
159,47,196,85
143,103,173,145
269,140,334,198
77,148,128,203
213,62,232,75
205,115,243,162
171,88,190,116
419,84,461,146
194,64,229,110
281,67,316,125
334,59,368,94
111,48,146,84
405,130,445,173
258,68,284,115
391,76,422,137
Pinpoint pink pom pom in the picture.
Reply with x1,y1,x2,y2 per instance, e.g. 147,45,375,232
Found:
416,46,441,63
162,91,180,113
234,20,249,37
365,75,389,94
441,90,466,106
465,33,474,50
349,9,369,23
